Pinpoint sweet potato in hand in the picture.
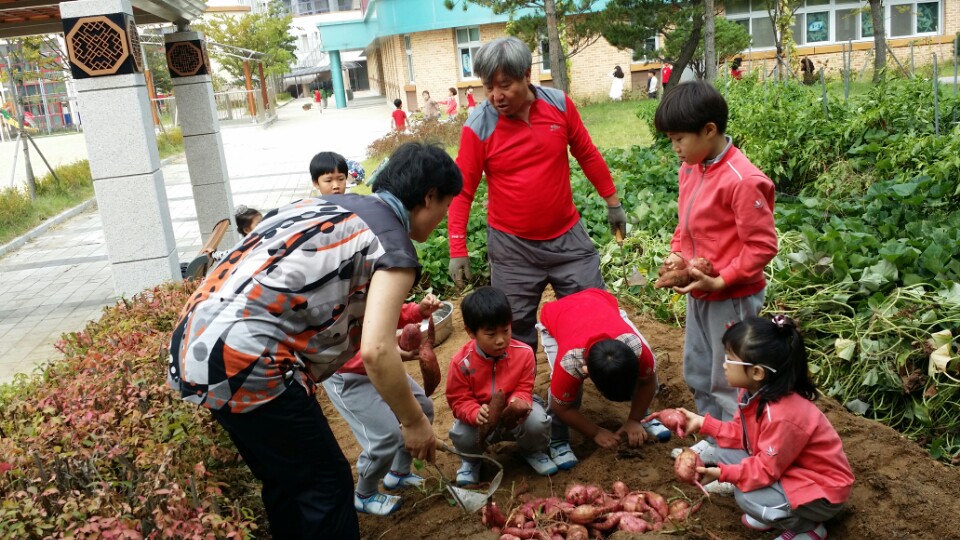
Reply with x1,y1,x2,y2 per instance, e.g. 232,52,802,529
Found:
654,269,692,289
642,408,688,438
478,389,507,451
675,448,710,496
499,398,532,430
398,323,422,351
418,318,440,396
689,257,719,277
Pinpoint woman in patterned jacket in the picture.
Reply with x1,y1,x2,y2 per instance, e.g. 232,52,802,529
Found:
168,142,462,540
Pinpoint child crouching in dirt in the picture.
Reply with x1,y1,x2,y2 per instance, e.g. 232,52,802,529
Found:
446,287,556,485
676,315,853,540
321,295,442,516
536,288,668,471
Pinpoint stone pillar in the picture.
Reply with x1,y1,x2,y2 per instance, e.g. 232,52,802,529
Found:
330,50,347,109
164,30,239,249
60,0,179,297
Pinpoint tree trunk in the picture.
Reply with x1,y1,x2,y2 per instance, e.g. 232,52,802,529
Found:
666,14,704,92
544,0,568,94
4,48,36,199
869,0,887,82
704,0,716,82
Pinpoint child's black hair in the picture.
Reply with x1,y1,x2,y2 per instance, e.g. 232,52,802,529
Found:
393,98,403,108
449,87,458,96
461,286,512,333
653,81,728,135
586,339,638,402
234,205,261,235
372,142,463,210
722,315,817,418
309,151,348,182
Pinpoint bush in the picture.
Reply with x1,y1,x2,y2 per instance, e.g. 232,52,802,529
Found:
0,282,264,538
0,187,33,230
35,160,92,198
366,112,466,160
157,128,184,159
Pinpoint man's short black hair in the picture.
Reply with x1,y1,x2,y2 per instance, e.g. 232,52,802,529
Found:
461,286,512,333
393,98,403,108
372,142,463,210
653,81,728,135
309,151,348,182
586,339,638,402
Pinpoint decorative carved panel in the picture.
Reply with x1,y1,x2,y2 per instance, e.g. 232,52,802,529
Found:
165,40,210,78
62,13,141,79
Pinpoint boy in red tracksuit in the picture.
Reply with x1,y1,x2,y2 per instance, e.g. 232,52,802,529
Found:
446,287,556,486
653,81,778,470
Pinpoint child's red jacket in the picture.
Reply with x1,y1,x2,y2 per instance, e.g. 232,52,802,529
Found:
700,390,854,508
670,143,777,301
445,339,536,426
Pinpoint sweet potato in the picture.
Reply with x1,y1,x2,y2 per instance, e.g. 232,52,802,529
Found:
483,501,507,529
618,515,652,533
675,448,710,496
418,317,440,396
568,504,600,525
642,408,688,438
611,480,629,499
590,511,625,532
668,498,705,521
398,323,421,351
658,257,687,275
639,491,669,521
565,484,589,506
479,389,507,452
500,397,532,430
566,524,589,540
620,491,650,513
654,269,692,289
689,257,719,277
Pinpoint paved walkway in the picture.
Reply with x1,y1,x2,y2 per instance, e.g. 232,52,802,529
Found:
0,91,394,384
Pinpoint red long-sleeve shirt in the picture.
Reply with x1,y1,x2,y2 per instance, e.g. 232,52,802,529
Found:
445,339,536,426
337,303,425,376
670,144,777,301
447,86,615,258
700,390,854,508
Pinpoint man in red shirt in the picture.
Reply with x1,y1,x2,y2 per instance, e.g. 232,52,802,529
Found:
447,36,627,352
391,98,407,132
662,64,673,87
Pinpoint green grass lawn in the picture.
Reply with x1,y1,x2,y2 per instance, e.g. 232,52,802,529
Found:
579,97,658,149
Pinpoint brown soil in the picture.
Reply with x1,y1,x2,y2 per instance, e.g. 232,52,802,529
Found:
320,292,960,540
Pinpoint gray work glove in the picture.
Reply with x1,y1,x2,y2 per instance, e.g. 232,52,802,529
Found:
607,204,628,237
448,257,473,289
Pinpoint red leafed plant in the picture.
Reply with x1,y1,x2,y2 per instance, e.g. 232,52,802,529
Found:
0,282,265,538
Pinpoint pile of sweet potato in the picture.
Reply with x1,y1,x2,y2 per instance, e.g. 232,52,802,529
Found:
653,257,718,289
481,480,703,539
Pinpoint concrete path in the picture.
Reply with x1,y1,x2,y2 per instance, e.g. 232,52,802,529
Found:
0,91,394,384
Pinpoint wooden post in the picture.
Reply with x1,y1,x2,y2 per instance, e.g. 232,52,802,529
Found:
258,62,269,112
243,60,257,117
144,69,160,126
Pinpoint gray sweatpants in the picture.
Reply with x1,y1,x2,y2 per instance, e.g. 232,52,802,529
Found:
538,311,655,442
487,223,605,352
448,396,551,458
321,372,435,496
684,291,764,422
717,447,844,533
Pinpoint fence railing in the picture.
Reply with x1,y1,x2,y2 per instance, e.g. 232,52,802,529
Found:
149,87,277,131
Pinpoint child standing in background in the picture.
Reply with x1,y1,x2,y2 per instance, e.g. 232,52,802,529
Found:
677,315,853,540
446,287,556,485
653,81,778,468
465,86,476,114
442,87,459,119
392,98,407,132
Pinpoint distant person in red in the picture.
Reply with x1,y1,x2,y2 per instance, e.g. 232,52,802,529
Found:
391,99,407,132
730,57,743,80
661,63,673,86
466,86,477,114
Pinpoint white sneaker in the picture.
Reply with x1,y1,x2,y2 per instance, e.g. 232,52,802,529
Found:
354,492,402,516
523,452,558,476
702,480,735,496
670,439,719,465
383,471,424,490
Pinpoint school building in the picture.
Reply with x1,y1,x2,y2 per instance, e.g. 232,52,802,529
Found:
314,0,960,109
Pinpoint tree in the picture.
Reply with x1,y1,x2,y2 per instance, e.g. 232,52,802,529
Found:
868,0,887,82
445,0,603,94
145,46,173,94
600,0,703,91
760,0,801,79
192,1,297,86
704,0,716,82
661,17,750,79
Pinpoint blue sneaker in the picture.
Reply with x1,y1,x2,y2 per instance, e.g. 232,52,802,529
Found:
455,460,480,487
354,492,401,516
548,440,579,470
383,471,424,490
641,417,672,442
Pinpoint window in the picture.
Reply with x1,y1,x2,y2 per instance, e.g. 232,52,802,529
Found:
724,0,940,49
806,11,830,42
457,26,481,79
631,35,659,63
404,35,414,83
539,37,551,72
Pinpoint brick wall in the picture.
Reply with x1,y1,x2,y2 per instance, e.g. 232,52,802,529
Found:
566,36,637,99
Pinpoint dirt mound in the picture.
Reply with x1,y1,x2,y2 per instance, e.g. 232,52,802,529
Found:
320,295,960,540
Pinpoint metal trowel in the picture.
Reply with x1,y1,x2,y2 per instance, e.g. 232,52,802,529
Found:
615,230,647,287
435,442,504,513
